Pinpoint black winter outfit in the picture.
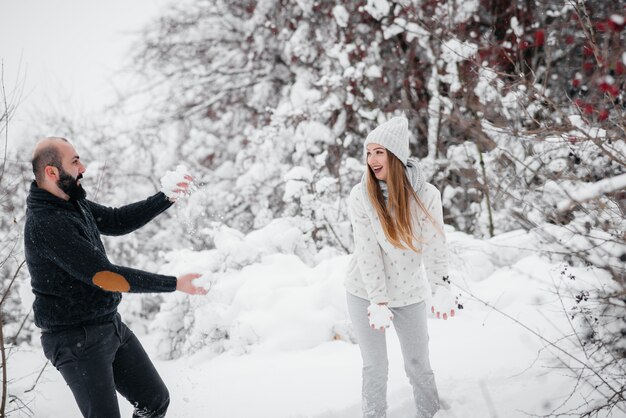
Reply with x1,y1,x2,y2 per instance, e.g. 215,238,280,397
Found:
24,182,177,418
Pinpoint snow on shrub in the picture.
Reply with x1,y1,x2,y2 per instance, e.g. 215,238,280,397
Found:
150,218,348,359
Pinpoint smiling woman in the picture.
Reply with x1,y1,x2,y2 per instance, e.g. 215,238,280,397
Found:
345,116,459,418
0,0,170,143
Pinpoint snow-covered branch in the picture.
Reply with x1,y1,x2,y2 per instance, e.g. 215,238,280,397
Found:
557,173,626,212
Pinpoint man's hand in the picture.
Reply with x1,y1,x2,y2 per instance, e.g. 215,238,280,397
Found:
176,273,208,295
431,285,458,320
168,175,193,202
160,165,194,202
367,303,393,331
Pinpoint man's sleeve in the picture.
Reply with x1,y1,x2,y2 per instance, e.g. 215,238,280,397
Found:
87,192,173,236
349,186,389,305
33,217,177,293
420,184,451,291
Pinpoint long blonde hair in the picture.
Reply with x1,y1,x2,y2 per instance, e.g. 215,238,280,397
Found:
366,152,439,252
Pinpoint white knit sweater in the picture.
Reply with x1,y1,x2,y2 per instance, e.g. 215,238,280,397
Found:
345,168,450,307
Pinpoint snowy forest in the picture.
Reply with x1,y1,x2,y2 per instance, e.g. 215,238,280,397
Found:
1,0,625,417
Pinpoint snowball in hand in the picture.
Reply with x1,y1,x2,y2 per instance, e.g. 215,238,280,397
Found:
368,303,394,329
160,165,191,199
431,286,457,318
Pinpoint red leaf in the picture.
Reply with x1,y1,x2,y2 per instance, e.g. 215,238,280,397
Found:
535,30,545,46
608,15,626,32
595,21,608,32
599,76,620,97
599,81,611,93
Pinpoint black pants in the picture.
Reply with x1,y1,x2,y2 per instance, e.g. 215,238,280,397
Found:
41,314,169,418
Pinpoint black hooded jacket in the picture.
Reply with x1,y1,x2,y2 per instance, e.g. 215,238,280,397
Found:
24,182,177,331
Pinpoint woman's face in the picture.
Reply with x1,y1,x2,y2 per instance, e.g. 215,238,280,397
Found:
366,143,389,181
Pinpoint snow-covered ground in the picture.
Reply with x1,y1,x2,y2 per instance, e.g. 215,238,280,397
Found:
7,226,622,418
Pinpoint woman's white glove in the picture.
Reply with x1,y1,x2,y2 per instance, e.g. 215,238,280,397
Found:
431,285,458,320
368,303,394,331
160,165,193,201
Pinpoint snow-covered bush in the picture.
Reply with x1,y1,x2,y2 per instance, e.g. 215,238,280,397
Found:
150,219,350,359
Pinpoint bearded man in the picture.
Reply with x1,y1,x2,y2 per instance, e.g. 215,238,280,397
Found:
24,137,206,418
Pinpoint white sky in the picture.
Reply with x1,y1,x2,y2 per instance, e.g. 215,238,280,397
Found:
0,0,171,146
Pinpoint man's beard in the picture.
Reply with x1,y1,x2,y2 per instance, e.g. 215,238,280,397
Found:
58,169,87,201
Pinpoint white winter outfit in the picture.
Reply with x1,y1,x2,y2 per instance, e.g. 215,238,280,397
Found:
344,158,450,306
346,116,449,418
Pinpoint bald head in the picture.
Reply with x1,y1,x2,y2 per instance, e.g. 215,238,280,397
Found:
32,137,69,185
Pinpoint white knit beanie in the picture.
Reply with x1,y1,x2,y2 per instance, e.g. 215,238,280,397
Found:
363,116,410,166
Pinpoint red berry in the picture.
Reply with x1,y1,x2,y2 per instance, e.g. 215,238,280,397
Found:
572,78,581,88
583,62,594,73
595,21,608,32
583,44,594,56
616,62,626,75
565,35,575,44
583,104,594,115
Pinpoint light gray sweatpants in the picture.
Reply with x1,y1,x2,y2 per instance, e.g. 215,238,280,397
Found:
346,292,440,418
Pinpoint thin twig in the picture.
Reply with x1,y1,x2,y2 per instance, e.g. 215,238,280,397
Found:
0,260,26,307
24,361,49,394
0,311,6,416
0,60,9,186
